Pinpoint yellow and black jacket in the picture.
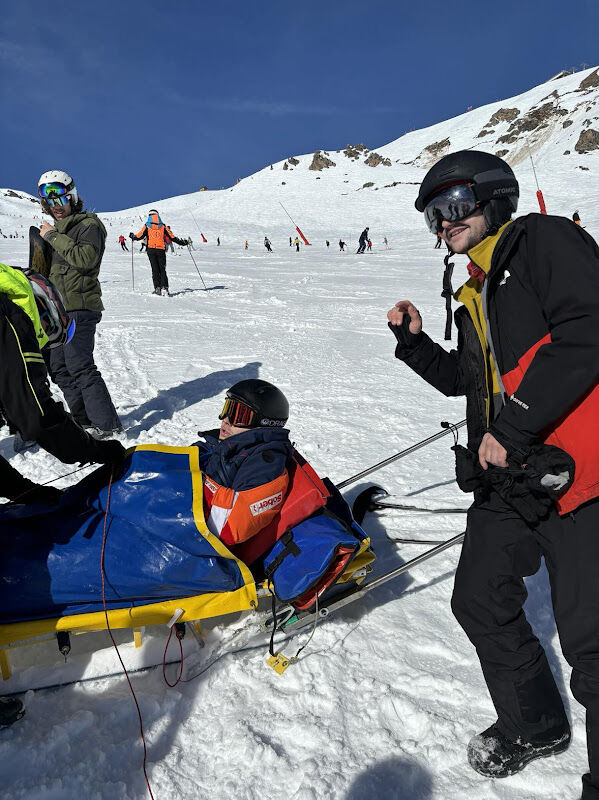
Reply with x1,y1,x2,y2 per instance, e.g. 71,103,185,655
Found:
0,264,113,499
391,214,599,514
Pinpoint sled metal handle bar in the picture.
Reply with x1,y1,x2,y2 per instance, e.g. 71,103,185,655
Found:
282,530,466,633
336,419,467,489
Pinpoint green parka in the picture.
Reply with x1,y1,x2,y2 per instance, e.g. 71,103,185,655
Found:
43,212,107,312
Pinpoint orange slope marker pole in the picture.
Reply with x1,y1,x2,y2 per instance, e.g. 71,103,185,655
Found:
279,202,312,245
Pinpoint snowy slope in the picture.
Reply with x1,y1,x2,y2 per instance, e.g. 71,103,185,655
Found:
1,67,598,800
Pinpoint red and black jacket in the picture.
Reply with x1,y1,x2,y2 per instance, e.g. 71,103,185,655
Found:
392,214,599,515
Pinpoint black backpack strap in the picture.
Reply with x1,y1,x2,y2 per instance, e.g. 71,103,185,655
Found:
264,530,301,582
441,250,455,341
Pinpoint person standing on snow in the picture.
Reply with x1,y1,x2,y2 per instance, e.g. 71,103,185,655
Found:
294,237,300,252
357,226,369,254
264,236,273,252
339,240,346,251
383,236,389,249
118,235,128,251
434,232,443,248
0,263,126,728
326,240,330,248
38,170,122,437
388,150,599,798
366,239,372,252
573,211,582,226
130,209,188,296
217,236,220,246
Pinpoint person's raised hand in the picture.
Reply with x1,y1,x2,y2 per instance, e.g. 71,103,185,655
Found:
387,301,423,334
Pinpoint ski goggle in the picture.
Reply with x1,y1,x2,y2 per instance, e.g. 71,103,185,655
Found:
219,396,258,428
45,195,71,208
39,181,70,199
423,183,479,233
39,182,74,208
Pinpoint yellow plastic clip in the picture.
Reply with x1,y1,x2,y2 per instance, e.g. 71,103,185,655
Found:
266,652,295,675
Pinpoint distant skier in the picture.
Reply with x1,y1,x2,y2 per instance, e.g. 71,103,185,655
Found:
326,240,330,248
244,240,249,249
435,232,443,248
264,236,273,252
357,226,369,254
573,211,582,226
294,237,300,252
217,236,220,246
118,235,129,252
383,236,389,249
339,240,346,251
130,209,188,296
289,236,292,247
367,239,372,252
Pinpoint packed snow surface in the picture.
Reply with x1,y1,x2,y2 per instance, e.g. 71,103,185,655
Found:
2,67,599,799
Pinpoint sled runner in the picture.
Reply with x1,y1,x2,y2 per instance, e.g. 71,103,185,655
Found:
0,445,374,690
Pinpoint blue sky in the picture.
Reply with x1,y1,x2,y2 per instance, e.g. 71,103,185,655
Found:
3,0,599,211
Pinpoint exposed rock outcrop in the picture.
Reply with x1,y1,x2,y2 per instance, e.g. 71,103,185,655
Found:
309,151,336,171
497,103,565,145
343,143,368,160
416,138,450,166
575,129,599,153
288,157,299,166
488,107,519,126
364,152,391,167
579,70,599,91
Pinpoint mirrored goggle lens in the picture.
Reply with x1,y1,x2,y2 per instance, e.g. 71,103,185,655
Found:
45,195,71,208
218,397,257,427
424,184,478,233
39,182,69,199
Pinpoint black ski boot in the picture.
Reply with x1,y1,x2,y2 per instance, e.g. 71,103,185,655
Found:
0,696,24,728
467,722,571,778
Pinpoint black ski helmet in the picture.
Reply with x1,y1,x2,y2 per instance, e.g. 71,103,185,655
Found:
415,150,519,234
226,379,289,427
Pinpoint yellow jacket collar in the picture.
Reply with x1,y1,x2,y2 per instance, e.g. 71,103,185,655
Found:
468,221,512,273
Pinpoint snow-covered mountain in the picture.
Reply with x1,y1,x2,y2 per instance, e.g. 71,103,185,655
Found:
1,67,598,800
3,65,599,244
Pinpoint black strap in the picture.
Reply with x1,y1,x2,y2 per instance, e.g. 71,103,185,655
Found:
264,530,301,582
441,251,455,341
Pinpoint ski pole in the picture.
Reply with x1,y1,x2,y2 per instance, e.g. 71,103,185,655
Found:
336,419,467,489
187,245,208,290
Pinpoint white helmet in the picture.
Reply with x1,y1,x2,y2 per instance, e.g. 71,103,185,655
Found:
38,170,79,207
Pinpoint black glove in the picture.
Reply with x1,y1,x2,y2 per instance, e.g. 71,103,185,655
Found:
9,482,63,506
453,443,575,525
92,439,127,467
129,232,135,240
388,313,423,348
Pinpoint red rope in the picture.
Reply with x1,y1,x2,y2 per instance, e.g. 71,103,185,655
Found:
162,627,184,688
101,470,156,800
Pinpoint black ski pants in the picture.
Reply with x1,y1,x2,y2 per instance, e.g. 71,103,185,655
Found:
146,248,169,290
452,491,599,797
357,242,366,254
49,311,121,432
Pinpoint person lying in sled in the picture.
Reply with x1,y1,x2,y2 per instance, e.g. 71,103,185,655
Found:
193,379,292,547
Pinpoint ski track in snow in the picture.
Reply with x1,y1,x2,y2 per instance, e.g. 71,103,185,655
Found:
2,65,599,798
